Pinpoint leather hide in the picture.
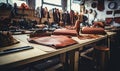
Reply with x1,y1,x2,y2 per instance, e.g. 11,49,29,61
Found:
28,35,77,49
53,28,77,36
81,27,106,35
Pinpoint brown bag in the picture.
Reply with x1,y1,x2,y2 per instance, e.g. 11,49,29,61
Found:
81,27,106,35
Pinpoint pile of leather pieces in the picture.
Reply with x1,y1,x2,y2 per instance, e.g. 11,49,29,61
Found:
28,29,77,49
28,26,105,48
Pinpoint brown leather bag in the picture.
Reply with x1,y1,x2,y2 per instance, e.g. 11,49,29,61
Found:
81,27,106,35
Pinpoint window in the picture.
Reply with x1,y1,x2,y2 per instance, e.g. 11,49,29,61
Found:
0,0,27,7
73,0,81,4
43,4,62,11
0,0,7,3
44,0,61,6
43,0,62,10
67,0,71,11
11,0,27,6
71,3,80,13
67,0,80,13
35,0,42,9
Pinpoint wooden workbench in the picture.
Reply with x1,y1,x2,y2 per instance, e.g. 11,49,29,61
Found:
0,32,116,71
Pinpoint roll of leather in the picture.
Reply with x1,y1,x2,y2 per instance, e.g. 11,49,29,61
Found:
81,27,106,35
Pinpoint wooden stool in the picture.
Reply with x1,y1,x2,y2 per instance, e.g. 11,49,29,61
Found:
93,46,110,71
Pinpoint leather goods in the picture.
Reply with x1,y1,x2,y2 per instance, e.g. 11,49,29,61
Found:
106,11,113,15
93,22,104,28
91,2,97,8
19,3,29,9
105,18,113,25
97,0,105,11
108,2,118,9
53,28,77,36
114,17,120,23
114,10,120,14
28,35,77,49
81,27,106,35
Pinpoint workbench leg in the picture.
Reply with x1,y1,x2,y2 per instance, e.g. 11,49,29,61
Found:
60,49,79,71
107,36,111,48
68,49,79,71
74,50,79,71
60,53,68,71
